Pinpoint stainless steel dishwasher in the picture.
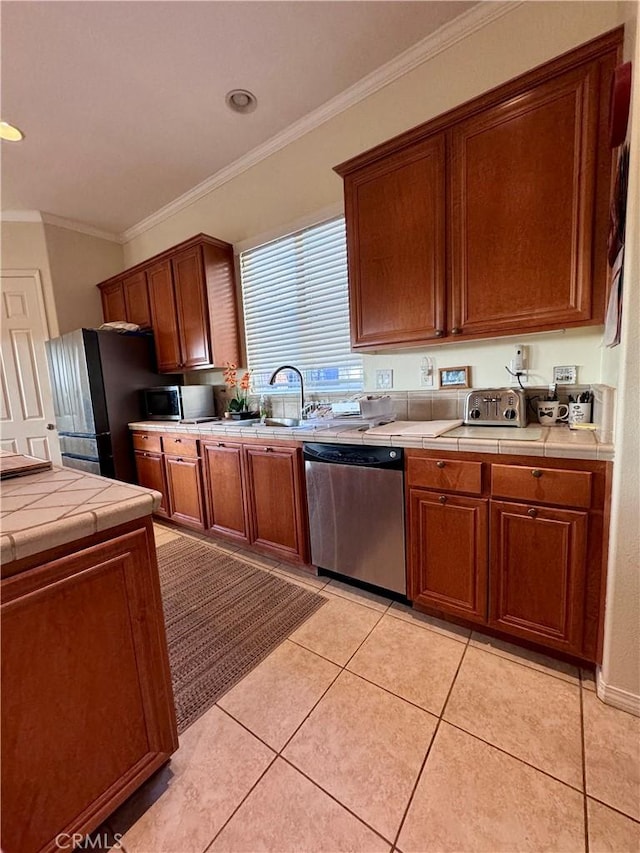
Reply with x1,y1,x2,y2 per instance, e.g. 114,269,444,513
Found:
303,443,406,595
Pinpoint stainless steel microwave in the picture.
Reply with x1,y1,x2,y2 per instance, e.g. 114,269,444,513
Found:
142,385,216,421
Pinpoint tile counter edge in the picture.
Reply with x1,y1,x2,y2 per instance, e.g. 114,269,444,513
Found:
128,421,614,462
1,467,161,564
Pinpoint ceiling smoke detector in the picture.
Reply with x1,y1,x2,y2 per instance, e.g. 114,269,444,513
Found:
225,89,257,114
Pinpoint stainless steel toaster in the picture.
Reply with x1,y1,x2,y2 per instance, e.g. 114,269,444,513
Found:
463,388,527,427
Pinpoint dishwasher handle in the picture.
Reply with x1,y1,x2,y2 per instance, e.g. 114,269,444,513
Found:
303,442,403,470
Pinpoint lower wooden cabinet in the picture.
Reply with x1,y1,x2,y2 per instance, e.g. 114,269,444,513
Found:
1,520,178,853
164,453,206,530
202,441,249,543
133,431,310,565
409,489,488,623
200,438,309,564
244,444,308,563
134,449,169,517
405,449,610,663
489,500,588,654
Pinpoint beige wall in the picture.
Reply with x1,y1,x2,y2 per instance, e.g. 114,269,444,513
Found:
599,1,640,711
122,1,622,393
43,224,123,334
0,220,59,337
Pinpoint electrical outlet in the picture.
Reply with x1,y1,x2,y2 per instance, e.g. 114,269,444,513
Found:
512,343,526,372
420,356,434,387
553,365,577,384
376,369,393,390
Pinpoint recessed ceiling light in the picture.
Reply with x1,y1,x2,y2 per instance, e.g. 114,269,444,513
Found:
225,89,257,114
0,121,24,142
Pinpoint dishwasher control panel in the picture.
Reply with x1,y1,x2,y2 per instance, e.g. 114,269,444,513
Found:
303,443,403,469
463,388,527,427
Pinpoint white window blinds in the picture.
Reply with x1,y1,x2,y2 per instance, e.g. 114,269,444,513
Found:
240,216,363,393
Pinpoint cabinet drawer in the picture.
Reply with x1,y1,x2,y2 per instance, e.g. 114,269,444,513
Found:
162,434,199,458
491,464,592,508
407,457,482,495
132,431,162,453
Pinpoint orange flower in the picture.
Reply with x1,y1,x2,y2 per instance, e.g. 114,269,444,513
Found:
239,370,251,391
223,362,237,388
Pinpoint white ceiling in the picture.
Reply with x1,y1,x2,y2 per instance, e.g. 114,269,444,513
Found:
1,1,477,237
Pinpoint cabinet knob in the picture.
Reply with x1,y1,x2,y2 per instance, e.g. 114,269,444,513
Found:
436,460,446,469
451,327,462,335
435,329,445,337
531,469,543,478
439,495,447,504
527,507,538,518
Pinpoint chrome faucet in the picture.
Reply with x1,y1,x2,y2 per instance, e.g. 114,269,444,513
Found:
268,365,305,421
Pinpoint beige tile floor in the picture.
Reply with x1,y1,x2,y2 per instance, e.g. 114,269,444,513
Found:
107,523,640,853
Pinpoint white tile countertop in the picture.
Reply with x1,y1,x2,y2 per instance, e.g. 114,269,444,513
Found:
1,465,161,564
128,420,614,461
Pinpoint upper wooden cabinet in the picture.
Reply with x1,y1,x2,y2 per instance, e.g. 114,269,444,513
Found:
99,279,127,324
122,270,151,328
345,136,446,346
335,29,621,350
98,234,241,373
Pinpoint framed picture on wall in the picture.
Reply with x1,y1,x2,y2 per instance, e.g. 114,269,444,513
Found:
439,366,471,388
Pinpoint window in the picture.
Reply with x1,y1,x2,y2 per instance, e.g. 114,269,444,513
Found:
239,216,363,394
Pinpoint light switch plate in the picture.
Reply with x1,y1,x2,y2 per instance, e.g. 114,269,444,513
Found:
376,369,393,390
553,365,577,384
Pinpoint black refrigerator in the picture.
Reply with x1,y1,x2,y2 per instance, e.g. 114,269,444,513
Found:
45,329,176,483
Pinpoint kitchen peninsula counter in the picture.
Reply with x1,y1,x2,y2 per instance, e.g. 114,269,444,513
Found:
128,419,614,462
1,464,177,853
1,464,162,568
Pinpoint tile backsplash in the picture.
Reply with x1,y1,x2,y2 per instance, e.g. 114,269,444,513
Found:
211,384,615,442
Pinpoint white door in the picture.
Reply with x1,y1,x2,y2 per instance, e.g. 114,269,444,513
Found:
0,271,62,463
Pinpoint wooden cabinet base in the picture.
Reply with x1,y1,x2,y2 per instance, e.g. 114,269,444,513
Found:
1,517,178,853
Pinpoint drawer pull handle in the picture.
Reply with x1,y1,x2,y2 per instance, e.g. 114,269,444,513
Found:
217,442,225,447
142,435,148,439
436,460,446,469
531,469,543,478
527,508,538,518
175,438,182,443
177,457,183,462
266,447,273,452
451,327,462,335
439,495,447,504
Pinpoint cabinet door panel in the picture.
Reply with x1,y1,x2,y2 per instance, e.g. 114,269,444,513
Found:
165,455,205,530
100,280,126,323
202,442,249,543
489,501,587,653
409,489,488,622
244,445,307,562
450,66,599,336
147,261,182,372
134,450,168,517
1,527,177,853
172,246,211,369
345,135,446,347
123,271,151,328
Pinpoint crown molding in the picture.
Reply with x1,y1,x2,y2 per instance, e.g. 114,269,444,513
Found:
1,209,122,243
1,210,43,223
121,0,522,244
40,213,122,244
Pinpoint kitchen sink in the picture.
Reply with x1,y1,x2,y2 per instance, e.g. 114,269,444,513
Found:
263,418,302,427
